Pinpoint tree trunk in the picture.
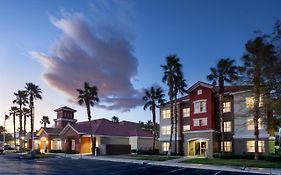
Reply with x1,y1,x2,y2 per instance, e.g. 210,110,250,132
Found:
24,114,26,136
174,95,178,154
44,123,46,128
219,78,225,155
152,102,156,152
168,78,174,157
13,113,16,148
254,92,260,160
19,103,23,151
86,103,95,155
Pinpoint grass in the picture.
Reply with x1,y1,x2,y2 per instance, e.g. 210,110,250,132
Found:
34,153,57,159
129,154,181,161
182,158,281,169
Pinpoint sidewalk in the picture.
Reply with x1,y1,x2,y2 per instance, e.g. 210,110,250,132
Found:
52,153,281,175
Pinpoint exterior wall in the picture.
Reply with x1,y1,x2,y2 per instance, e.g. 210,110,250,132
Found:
159,106,176,142
189,85,215,131
60,127,81,153
100,136,129,145
233,138,269,154
80,137,91,154
129,136,158,150
183,131,220,158
159,141,176,153
233,91,269,139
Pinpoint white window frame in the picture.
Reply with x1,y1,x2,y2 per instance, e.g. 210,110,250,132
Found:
161,125,171,135
197,89,202,95
193,118,207,127
193,119,200,127
223,121,231,132
223,102,231,113
182,108,190,117
246,140,265,152
51,139,62,150
162,109,170,119
221,141,232,152
247,118,263,130
246,96,263,109
71,139,75,151
183,125,190,131
162,142,169,152
193,100,207,114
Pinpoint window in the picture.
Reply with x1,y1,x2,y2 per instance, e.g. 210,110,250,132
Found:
162,142,169,152
201,118,208,126
221,141,232,152
182,108,190,117
183,125,190,131
247,118,263,130
71,139,75,151
223,102,231,113
162,110,170,119
194,100,207,114
246,141,265,152
193,119,200,126
161,126,171,135
51,139,62,150
193,118,207,127
197,89,202,95
246,96,263,108
223,121,231,132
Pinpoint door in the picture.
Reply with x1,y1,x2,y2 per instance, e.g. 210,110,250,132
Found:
195,141,200,156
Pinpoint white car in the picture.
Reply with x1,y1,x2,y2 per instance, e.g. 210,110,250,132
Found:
0,141,4,154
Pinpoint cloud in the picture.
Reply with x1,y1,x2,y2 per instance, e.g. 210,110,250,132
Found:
30,1,143,112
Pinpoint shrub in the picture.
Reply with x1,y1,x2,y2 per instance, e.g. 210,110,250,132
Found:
49,150,64,153
213,152,281,161
136,149,159,155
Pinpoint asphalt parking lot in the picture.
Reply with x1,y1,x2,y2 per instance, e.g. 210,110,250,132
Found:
0,154,262,175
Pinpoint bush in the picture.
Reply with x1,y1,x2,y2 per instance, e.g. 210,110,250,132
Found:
131,149,137,153
276,148,281,157
213,152,281,161
49,150,64,153
136,149,159,155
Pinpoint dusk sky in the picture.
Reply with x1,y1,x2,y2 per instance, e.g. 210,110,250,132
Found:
1,0,281,132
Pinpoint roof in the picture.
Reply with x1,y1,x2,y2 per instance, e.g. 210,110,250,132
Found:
68,119,153,137
39,127,63,136
54,106,77,112
161,81,253,105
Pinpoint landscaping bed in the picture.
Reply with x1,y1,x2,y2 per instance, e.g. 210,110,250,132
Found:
129,154,181,161
182,158,281,169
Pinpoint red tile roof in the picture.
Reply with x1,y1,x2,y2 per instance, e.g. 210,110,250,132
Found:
70,119,153,137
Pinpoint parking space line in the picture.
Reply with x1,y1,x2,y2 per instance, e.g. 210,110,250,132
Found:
159,167,186,175
213,170,223,175
109,164,152,174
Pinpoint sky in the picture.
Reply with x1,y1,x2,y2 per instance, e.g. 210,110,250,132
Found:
1,0,281,133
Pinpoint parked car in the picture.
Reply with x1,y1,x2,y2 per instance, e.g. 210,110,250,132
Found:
4,145,15,150
0,141,4,154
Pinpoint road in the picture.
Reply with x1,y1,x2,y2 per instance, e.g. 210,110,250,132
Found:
0,154,262,175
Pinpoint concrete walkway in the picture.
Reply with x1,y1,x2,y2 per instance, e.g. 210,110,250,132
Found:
52,153,281,175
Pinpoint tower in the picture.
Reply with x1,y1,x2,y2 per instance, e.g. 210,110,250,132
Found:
53,106,77,128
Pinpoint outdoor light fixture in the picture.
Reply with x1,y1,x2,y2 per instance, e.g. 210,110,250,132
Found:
21,136,25,140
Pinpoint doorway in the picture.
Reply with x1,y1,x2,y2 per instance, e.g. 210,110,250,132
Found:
188,139,208,157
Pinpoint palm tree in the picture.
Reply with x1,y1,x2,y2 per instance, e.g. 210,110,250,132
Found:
207,58,240,154
77,82,99,155
25,82,42,153
161,54,182,156
22,108,30,136
143,86,165,152
112,116,119,123
40,116,50,128
13,90,28,150
241,37,277,160
9,106,19,147
173,75,187,153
